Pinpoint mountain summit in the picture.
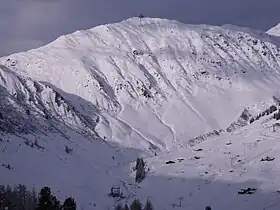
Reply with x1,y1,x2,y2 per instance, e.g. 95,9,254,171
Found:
267,23,280,36
2,18,280,150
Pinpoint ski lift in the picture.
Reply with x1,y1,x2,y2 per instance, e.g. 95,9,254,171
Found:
138,14,144,27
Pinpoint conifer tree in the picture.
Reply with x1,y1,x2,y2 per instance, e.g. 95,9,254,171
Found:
37,186,60,210
62,197,76,210
144,199,153,210
130,199,142,210
135,158,146,183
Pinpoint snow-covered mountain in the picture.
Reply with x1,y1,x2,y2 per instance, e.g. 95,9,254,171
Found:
2,17,280,209
267,23,280,36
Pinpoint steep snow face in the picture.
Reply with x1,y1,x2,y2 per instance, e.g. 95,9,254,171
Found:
0,65,145,208
0,64,99,136
2,18,280,152
267,23,280,36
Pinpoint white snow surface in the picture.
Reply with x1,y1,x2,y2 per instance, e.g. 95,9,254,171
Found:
267,23,280,37
1,17,280,209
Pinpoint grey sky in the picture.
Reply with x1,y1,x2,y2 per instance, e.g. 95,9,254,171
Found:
1,0,280,56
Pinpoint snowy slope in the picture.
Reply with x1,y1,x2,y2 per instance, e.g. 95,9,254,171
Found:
2,18,280,151
2,17,280,209
267,23,280,36
125,108,280,210
0,64,143,208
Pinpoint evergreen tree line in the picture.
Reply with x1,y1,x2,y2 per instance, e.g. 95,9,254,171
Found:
0,184,76,210
115,199,153,210
115,199,213,210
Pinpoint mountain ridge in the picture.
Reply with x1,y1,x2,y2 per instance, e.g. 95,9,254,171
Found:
267,23,280,37
2,18,280,150
2,17,280,209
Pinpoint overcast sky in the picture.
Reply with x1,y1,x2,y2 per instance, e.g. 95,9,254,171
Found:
1,0,280,56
